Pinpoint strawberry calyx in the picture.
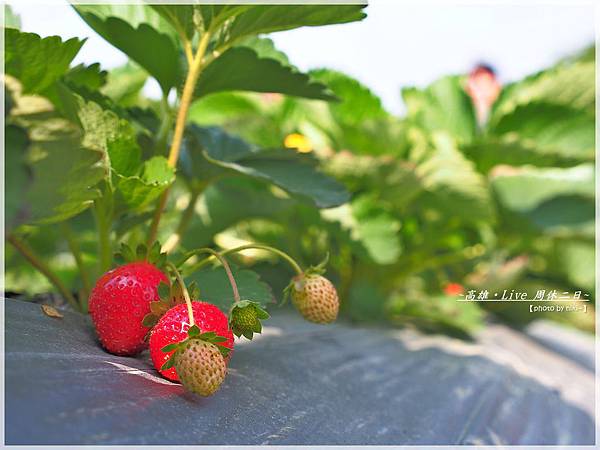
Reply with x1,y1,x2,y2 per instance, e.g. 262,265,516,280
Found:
303,252,329,277
114,241,168,271
142,279,201,328
229,300,270,340
160,325,231,371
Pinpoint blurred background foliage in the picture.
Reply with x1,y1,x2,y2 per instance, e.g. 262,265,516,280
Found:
180,42,596,335
4,3,595,336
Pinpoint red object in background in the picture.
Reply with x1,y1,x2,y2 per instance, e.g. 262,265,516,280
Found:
466,64,501,125
444,283,465,296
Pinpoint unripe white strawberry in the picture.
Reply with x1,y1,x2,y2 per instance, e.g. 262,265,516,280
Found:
291,274,339,324
174,339,226,396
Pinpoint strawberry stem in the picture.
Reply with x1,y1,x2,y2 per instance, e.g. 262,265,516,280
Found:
166,262,195,327
176,248,241,303
146,30,213,247
180,244,303,276
7,234,80,311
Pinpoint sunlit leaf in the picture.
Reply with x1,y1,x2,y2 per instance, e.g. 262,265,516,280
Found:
223,5,366,45
183,125,349,208
197,46,336,100
7,84,106,225
74,8,182,93
101,63,148,106
5,29,84,94
403,76,477,144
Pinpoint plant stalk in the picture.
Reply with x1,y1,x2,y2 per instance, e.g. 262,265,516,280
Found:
60,222,91,303
7,234,80,311
147,31,212,247
178,248,241,303
93,199,112,274
180,244,303,276
161,186,202,253
166,262,195,327
154,93,172,154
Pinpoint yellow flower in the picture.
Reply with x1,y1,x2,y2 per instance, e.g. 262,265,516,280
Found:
284,133,312,153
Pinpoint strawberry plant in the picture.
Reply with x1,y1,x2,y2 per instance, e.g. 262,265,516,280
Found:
4,0,594,366
189,46,594,335
4,4,366,395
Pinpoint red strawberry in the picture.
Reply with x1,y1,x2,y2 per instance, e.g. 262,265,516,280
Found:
149,301,234,381
89,262,168,355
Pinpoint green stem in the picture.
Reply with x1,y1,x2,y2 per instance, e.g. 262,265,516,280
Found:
178,248,240,302
181,244,303,276
154,93,172,154
166,262,194,326
7,234,80,311
94,199,112,274
60,222,91,303
147,30,212,247
161,185,203,253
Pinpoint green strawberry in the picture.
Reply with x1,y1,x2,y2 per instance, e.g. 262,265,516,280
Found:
229,300,270,340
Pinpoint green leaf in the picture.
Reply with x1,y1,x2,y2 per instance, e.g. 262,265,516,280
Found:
352,196,402,264
77,99,139,174
197,46,336,101
77,99,175,208
64,63,107,91
327,152,422,209
488,102,594,162
417,132,493,223
142,314,158,328
101,63,148,106
215,344,231,358
5,125,30,229
74,9,182,93
492,60,594,118
7,83,107,225
186,265,274,312
310,69,387,124
403,76,477,144
181,178,294,249
238,36,291,65
135,243,147,260
527,195,594,237
553,240,595,292
119,242,136,263
491,164,594,213
161,343,180,353
148,241,162,263
184,126,349,208
151,4,195,40
5,29,85,94
188,92,261,126
308,69,406,155
187,324,201,337
115,156,175,209
73,4,178,39
490,164,594,236
157,281,170,300
160,355,177,370
461,139,581,174
322,196,402,265
223,5,366,45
